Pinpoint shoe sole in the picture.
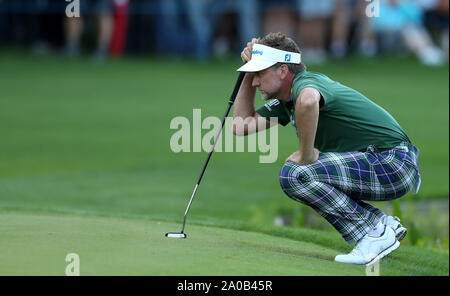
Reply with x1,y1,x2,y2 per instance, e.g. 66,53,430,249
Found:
365,240,400,267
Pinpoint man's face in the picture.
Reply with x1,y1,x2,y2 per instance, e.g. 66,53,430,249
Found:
251,66,282,101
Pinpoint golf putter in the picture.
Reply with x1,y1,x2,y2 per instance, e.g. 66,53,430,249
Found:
166,71,246,238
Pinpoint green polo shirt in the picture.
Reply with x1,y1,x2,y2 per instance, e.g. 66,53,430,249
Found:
256,70,410,152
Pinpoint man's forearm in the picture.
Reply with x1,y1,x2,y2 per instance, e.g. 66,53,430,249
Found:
296,97,319,161
233,73,256,118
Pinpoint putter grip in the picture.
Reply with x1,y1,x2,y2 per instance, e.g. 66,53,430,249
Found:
228,71,246,103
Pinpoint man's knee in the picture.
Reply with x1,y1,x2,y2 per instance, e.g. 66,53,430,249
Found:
279,162,311,201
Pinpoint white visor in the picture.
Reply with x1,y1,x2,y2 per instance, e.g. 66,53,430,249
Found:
237,44,301,72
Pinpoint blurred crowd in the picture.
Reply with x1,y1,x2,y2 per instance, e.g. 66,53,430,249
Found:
0,0,448,65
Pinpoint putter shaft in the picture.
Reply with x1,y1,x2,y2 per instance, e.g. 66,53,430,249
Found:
181,184,198,233
177,71,246,235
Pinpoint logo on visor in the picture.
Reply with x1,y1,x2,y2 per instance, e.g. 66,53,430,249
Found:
284,54,291,62
252,50,263,56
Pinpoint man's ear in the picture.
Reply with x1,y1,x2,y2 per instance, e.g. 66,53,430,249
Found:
279,64,289,79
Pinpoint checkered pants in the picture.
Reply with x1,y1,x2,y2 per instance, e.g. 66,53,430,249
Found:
279,142,421,244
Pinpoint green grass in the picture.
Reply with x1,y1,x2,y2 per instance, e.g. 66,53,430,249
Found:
0,50,448,275
0,211,361,276
0,210,447,276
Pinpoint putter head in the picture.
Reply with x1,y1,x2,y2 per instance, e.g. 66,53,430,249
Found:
165,232,187,239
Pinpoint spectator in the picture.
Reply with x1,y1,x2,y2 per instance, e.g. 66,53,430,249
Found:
109,0,129,58
355,0,378,56
330,0,352,58
2,0,447,64
64,0,113,61
296,0,334,64
418,0,449,57
371,0,446,66
330,0,378,58
260,0,295,38
183,0,259,60
155,0,185,56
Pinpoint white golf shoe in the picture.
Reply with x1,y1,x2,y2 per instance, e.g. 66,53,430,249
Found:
382,216,407,241
335,225,400,266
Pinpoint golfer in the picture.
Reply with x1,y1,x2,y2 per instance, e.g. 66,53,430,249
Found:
233,32,421,265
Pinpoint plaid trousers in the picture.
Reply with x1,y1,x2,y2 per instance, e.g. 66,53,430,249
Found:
279,141,421,244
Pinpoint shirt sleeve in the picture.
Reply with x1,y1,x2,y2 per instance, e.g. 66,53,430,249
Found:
292,77,334,111
255,99,291,126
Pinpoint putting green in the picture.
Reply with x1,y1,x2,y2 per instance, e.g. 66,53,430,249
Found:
0,211,367,276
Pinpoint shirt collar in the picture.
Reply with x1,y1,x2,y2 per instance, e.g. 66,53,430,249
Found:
286,70,307,102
